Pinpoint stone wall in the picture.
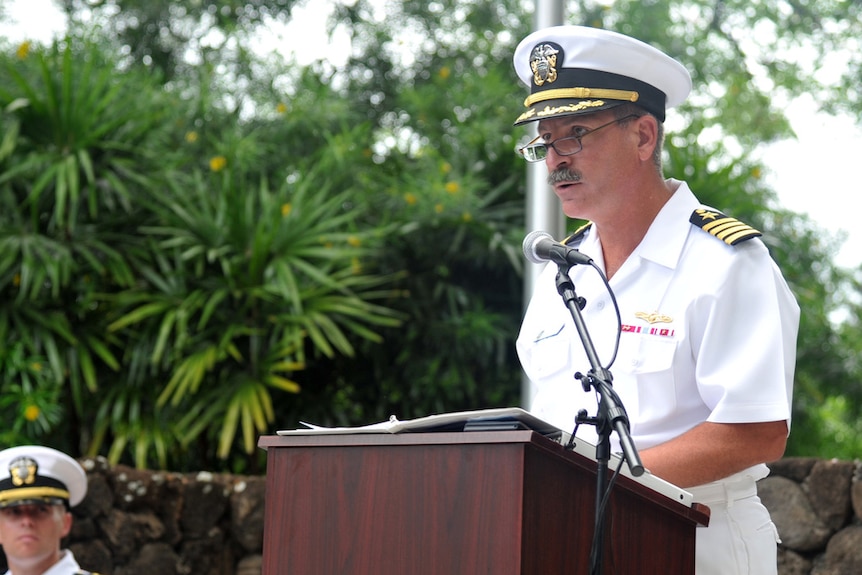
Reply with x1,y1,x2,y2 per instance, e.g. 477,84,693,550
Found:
67,456,266,575
4,455,856,574
763,457,862,575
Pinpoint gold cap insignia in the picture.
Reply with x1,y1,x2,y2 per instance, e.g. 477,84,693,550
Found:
529,43,560,87
9,456,38,486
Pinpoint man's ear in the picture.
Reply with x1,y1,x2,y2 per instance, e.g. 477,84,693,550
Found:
61,510,73,537
636,115,659,162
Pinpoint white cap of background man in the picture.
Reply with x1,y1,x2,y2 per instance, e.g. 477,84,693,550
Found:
512,25,692,126
0,445,87,510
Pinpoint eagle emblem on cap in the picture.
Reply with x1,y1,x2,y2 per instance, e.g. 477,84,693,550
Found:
9,456,37,486
530,43,560,86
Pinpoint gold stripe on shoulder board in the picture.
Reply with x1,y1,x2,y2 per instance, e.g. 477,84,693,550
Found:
562,221,592,246
689,209,761,246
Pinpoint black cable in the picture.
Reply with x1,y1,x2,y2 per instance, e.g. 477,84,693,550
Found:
588,453,626,575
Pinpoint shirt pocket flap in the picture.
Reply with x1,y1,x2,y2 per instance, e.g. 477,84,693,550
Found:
618,336,676,375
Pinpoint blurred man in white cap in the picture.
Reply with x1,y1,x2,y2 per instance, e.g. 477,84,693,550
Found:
0,446,98,575
514,26,799,574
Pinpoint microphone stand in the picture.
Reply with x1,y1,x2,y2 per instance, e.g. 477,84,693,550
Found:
553,264,644,575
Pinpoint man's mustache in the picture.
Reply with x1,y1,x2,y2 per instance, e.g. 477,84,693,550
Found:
547,168,582,186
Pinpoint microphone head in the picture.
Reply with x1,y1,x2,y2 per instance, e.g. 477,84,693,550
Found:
522,230,553,264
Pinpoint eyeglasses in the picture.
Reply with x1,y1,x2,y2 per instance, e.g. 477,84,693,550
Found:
518,114,638,163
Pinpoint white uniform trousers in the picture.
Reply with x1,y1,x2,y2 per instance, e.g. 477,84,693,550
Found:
689,477,780,575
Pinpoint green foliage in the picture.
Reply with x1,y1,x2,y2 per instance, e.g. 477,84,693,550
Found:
104,143,402,463
0,37,169,453
0,342,63,445
0,35,403,470
60,0,304,81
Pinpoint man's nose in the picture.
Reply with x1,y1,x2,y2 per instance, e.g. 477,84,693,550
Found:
12,511,36,526
545,145,571,169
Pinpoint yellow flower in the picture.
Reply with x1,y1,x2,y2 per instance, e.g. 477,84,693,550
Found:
445,181,460,194
435,203,444,214
16,41,31,60
30,362,42,372
276,102,287,114
440,162,452,174
438,66,451,80
23,405,40,422
209,155,227,172
751,167,762,179
185,131,199,143
281,203,292,217
347,235,361,247
404,193,418,206
461,212,473,222
351,257,362,274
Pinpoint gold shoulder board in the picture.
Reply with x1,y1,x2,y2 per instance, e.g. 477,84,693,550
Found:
563,221,592,247
689,209,761,246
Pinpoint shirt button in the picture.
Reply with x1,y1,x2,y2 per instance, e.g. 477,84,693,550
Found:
595,300,606,310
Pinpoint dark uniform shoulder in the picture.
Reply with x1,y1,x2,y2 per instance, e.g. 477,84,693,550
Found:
689,208,761,246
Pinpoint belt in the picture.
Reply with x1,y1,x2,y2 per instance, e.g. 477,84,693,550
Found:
688,477,758,508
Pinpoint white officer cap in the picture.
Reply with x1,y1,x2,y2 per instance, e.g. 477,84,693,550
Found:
0,445,87,509
513,25,691,125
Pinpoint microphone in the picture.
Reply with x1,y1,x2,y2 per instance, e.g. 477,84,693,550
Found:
522,230,593,266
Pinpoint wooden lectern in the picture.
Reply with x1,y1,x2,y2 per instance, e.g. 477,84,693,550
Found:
258,430,709,575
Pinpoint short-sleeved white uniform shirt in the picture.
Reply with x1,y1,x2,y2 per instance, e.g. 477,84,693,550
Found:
517,180,799,481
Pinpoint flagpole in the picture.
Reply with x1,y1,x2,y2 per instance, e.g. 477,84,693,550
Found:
522,0,565,408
